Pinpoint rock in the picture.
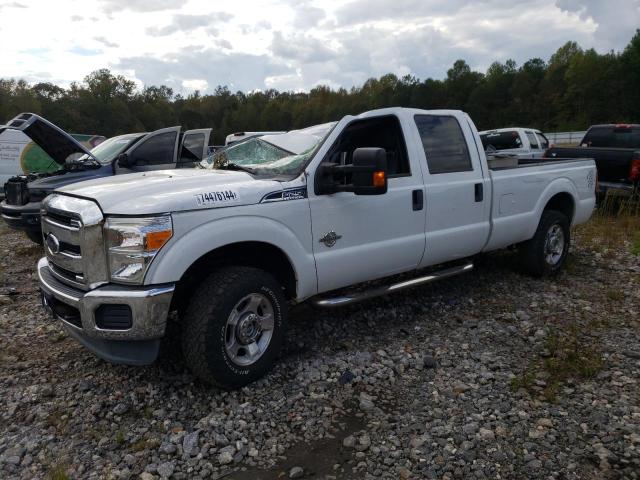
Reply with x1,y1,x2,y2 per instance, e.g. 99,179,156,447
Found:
537,418,553,428
355,434,371,452
478,428,495,441
139,473,155,480
359,392,375,411
343,435,356,448
339,370,356,385
182,431,199,456
113,403,130,415
453,382,470,394
289,466,304,478
398,467,412,479
156,462,174,479
422,355,438,369
218,445,236,465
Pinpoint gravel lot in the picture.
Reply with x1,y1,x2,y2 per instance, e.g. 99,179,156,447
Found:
0,215,639,480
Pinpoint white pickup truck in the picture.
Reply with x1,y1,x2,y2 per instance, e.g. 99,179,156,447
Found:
480,127,550,159
37,108,596,389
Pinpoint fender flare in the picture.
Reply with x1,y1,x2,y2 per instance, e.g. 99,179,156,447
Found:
145,215,317,300
526,177,578,238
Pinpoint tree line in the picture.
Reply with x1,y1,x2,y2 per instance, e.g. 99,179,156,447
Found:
1,31,639,145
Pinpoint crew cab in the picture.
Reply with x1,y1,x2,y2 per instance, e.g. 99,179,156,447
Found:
36,108,596,389
544,124,640,196
479,127,550,159
0,113,211,243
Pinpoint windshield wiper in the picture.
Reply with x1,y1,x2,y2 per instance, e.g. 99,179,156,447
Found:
218,163,257,175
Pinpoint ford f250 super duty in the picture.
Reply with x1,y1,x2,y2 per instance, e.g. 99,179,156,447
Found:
0,113,211,243
37,108,596,389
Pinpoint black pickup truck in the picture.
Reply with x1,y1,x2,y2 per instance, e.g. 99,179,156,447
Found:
544,124,640,196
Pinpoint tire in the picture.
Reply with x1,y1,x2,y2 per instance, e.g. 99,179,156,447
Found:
519,210,570,277
26,230,43,245
181,266,287,389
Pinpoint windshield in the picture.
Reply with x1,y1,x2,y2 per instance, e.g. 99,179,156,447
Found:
480,131,522,151
201,122,336,176
582,126,640,148
77,133,144,165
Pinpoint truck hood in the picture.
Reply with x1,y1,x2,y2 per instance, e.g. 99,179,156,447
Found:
57,169,285,214
28,166,112,192
0,112,95,165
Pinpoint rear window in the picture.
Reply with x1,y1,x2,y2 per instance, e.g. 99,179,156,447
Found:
581,126,640,148
414,115,472,174
480,131,522,151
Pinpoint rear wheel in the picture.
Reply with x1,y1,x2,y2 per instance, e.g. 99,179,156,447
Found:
25,230,43,245
181,266,287,389
519,210,570,277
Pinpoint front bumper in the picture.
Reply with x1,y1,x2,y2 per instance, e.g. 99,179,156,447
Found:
0,200,41,231
37,257,175,365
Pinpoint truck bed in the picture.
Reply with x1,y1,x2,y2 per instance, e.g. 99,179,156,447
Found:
488,155,591,171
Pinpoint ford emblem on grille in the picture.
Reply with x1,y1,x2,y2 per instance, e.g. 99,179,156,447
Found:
46,233,60,255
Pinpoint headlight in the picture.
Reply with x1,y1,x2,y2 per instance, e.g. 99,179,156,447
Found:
104,215,173,284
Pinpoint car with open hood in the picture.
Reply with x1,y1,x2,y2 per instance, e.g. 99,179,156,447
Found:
0,113,211,243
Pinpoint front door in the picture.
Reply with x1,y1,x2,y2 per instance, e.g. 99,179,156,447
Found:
308,115,426,294
122,126,181,172
177,128,212,168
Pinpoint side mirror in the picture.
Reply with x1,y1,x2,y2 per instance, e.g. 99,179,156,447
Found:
316,147,388,195
116,152,131,168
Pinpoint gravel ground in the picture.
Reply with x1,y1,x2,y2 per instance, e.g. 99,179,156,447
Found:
0,218,639,480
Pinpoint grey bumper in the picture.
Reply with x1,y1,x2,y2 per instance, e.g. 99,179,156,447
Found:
38,257,175,365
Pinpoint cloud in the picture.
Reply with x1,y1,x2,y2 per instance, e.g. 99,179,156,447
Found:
70,15,83,21
94,36,119,48
147,12,234,37
0,2,26,10
116,49,292,92
271,31,338,63
98,0,188,13
555,0,640,49
293,2,326,28
69,46,103,56
182,78,208,92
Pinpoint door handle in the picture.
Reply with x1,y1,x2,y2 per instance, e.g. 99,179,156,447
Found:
412,189,424,211
474,183,483,202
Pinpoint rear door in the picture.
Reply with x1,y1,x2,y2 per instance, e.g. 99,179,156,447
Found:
120,126,181,172
524,130,543,158
177,128,212,168
414,113,491,267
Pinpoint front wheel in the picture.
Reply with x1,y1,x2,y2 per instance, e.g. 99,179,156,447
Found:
519,210,570,277
181,266,287,389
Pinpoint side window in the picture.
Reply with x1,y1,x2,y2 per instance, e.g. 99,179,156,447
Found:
327,116,410,177
526,131,540,149
414,115,472,174
130,131,177,166
536,132,549,149
180,133,205,163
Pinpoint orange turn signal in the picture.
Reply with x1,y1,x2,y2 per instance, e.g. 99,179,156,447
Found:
373,171,386,187
146,230,172,251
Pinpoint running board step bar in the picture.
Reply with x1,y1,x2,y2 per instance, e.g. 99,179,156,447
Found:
312,262,473,308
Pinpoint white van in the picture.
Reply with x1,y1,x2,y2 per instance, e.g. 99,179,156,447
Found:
0,129,105,196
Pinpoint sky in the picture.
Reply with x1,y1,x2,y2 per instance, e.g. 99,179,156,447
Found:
0,0,639,94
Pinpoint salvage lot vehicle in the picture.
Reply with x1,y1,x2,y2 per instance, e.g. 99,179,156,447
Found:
37,107,596,389
0,113,211,243
0,129,105,197
544,124,640,196
479,127,550,159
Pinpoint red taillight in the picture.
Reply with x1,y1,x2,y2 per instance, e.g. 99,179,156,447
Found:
630,156,640,182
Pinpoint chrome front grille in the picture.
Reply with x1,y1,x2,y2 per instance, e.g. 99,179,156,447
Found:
41,194,109,291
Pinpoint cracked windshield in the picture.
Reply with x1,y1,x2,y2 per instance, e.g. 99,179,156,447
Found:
201,123,335,175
